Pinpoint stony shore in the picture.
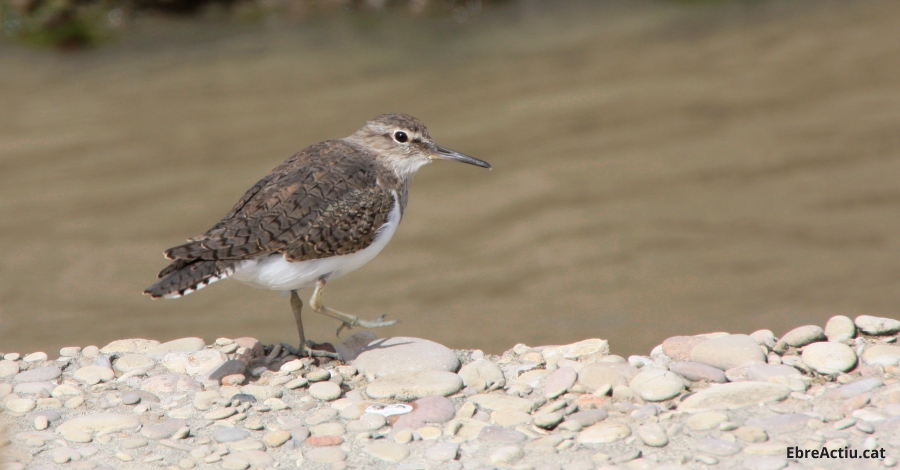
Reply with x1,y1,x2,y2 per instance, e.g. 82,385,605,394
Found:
2,315,900,470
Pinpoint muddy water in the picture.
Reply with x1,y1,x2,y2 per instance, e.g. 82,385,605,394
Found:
2,0,899,358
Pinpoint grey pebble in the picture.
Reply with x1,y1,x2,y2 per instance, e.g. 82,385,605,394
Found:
425,442,460,461
121,393,141,405
668,361,727,383
13,366,62,383
478,426,527,443
231,393,257,404
213,427,250,443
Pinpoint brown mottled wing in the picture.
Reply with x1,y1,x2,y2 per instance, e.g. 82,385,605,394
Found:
162,143,395,263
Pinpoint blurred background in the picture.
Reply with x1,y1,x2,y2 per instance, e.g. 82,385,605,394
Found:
1,0,899,359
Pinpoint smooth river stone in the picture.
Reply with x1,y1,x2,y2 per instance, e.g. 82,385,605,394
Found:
213,428,250,443
478,426,527,443
364,441,409,462
745,414,810,435
161,349,226,376
780,325,825,347
113,354,156,374
141,375,202,393
541,338,609,361
629,368,684,402
57,413,140,441
825,316,856,342
425,442,459,461
638,423,668,447
391,395,456,430
696,438,742,456
100,339,160,355
352,337,460,379
861,345,900,367
801,342,857,373
13,366,62,383
366,370,462,401
467,393,535,413
746,364,802,382
457,360,506,391
669,361,727,383
690,335,766,371
662,336,708,362
73,365,115,383
544,366,577,398
855,315,900,336
566,409,608,427
687,412,728,431
0,360,20,377
145,337,206,360
576,362,639,391
577,422,632,444
678,382,791,412
825,377,883,399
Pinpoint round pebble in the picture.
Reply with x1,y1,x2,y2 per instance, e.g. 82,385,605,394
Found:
364,441,410,462
662,336,709,361
678,382,791,412
0,360,20,377
213,427,250,443
305,369,331,382
307,446,346,463
113,354,156,374
801,342,857,373
825,315,856,342
489,445,524,465
425,442,459,461
23,352,48,362
458,360,506,392
5,398,36,414
145,337,206,360
780,325,825,347
577,422,631,444
533,411,564,429
544,366,577,398
861,345,900,366
687,412,728,430
352,336,460,378
855,315,900,336
309,381,342,401
263,431,291,448
638,423,668,447
696,438,741,456
14,365,62,383
366,370,463,400
576,362,639,391
629,368,684,401
668,361,727,383
690,335,766,371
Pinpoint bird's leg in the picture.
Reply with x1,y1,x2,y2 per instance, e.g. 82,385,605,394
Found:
309,277,398,337
289,289,340,359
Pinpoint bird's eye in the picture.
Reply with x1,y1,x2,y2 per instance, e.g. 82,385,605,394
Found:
393,131,408,143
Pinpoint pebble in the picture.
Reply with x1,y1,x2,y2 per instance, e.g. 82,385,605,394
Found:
825,377,883,399
112,354,156,373
305,369,331,382
679,382,791,412
696,437,742,456
479,426,527,443
533,411,564,429
392,395,457,430
73,365,115,384
5,398,36,414
855,315,900,336
348,413,387,432
213,427,250,443
285,377,309,389
861,344,900,366
638,423,668,447
425,442,460,461
687,411,728,430
353,336,460,378
145,337,206,360
629,368,684,401
577,422,632,444
801,342,857,373
306,435,343,446
745,364,801,381
262,431,291,447
364,441,410,462
100,338,160,354
489,445,524,465
576,362,639,391
734,426,768,442
239,384,281,401
662,336,708,361
0,360,19,377
23,351,48,362
310,422,345,436
367,370,463,400
781,325,826,347
825,315,856,342
749,330,777,348
668,361,727,383
544,366,577,398
458,360,506,391
13,365,62,383
309,381,342,401
306,446,347,463
690,335,766,370
542,338,609,361
57,413,140,442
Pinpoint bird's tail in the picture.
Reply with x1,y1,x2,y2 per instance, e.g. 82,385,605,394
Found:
144,259,238,299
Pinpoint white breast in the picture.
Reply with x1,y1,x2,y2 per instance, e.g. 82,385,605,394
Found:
230,192,401,291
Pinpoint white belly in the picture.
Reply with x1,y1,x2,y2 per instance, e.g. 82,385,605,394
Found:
230,194,401,291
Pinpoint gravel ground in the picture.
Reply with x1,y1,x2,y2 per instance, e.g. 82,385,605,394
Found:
2,315,900,470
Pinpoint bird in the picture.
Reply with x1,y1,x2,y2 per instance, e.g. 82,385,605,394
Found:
144,113,491,358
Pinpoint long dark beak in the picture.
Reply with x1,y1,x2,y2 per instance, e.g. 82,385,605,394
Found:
435,146,492,169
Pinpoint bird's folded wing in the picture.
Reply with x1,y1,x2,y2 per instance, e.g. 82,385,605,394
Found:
163,165,395,263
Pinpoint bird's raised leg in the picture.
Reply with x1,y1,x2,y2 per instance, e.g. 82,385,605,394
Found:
310,277,398,337
288,289,340,359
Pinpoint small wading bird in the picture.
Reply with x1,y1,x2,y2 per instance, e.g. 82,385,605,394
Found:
144,114,491,358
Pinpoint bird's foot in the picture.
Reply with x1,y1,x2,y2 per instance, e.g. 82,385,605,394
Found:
281,342,342,360
335,314,399,337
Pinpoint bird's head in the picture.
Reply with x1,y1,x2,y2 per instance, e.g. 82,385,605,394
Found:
345,113,491,180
